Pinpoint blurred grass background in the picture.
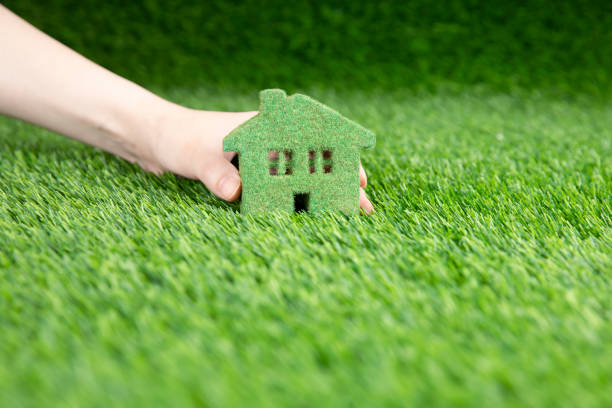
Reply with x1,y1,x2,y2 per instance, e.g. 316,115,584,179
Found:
6,0,612,96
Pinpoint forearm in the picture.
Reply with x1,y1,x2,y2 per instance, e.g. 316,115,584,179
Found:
0,5,173,172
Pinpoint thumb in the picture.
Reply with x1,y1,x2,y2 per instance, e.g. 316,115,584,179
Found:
196,156,242,201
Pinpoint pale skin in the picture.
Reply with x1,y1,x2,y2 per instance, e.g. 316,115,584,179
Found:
0,6,373,212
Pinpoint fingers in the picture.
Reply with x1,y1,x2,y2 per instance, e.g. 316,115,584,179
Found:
359,163,372,214
196,156,242,201
359,187,374,214
359,162,367,187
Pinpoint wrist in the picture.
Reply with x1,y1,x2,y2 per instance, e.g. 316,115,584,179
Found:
107,91,178,175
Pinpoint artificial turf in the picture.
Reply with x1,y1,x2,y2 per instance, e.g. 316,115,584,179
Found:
1,87,610,406
2,0,612,405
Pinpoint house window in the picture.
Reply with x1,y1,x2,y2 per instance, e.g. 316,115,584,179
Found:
308,150,316,174
269,150,279,175
308,149,333,174
322,150,332,173
269,149,293,176
284,150,293,175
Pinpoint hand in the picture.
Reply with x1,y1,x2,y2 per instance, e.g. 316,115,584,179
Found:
150,106,374,213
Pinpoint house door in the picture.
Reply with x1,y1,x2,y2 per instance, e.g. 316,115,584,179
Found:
293,193,310,212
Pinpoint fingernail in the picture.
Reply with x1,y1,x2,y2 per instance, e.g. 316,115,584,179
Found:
360,188,374,214
219,175,241,200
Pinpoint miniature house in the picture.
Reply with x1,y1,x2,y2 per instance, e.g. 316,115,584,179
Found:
223,89,375,214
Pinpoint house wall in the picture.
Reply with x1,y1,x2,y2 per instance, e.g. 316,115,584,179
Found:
239,147,361,214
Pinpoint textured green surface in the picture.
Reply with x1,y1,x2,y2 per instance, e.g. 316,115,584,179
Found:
224,89,375,214
2,0,612,405
1,87,611,406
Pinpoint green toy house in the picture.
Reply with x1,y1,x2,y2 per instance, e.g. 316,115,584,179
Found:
223,89,375,214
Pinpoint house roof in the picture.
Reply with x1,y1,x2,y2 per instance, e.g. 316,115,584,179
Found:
223,89,375,152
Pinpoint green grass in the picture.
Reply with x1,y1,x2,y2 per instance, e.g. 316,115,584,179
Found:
6,0,612,96
1,87,610,406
